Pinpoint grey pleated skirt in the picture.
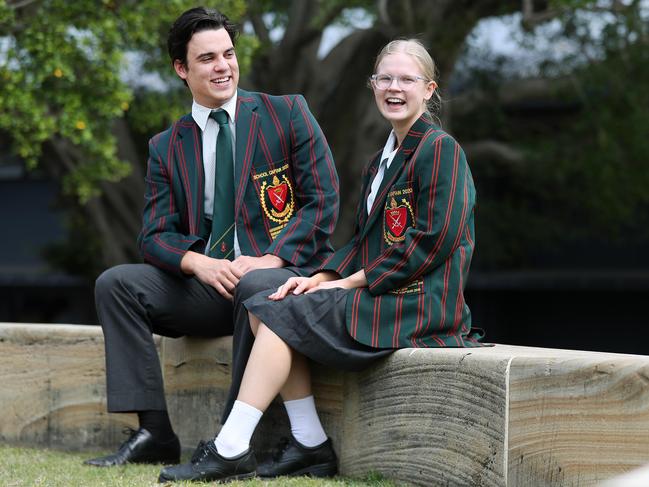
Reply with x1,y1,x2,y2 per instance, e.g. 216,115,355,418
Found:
243,287,393,371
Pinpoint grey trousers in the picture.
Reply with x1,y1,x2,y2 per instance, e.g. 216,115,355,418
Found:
95,263,300,413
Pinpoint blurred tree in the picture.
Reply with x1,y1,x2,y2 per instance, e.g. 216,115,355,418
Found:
451,0,649,268
2,0,645,275
0,0,253,275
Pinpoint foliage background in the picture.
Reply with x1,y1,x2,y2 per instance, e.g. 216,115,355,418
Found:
1,0,648,277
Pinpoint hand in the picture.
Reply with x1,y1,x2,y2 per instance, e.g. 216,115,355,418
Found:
231,254,285,276
180,251,243,300
301,269,368,295
268,271,340,301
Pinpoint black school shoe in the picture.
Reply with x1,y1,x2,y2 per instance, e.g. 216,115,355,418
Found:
84,428,180,467
158,440,256,483
257,435,338,478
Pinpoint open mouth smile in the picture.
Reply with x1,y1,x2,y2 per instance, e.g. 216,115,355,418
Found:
386,97,405,106
211,76,232,85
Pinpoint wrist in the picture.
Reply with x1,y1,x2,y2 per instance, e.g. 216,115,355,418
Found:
180,251,200,275
263,254,285,268
346,270,368,288
314,271,339,284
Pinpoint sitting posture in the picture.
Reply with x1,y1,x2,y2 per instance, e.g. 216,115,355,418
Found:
84,6,338,468
159,38,483,483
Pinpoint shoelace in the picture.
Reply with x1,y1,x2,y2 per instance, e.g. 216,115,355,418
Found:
271,437,291,461
191,440,209,464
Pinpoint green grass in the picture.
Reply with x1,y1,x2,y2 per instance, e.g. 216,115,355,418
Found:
0,445,400,487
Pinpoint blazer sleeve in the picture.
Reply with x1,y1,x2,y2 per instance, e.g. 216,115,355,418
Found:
137,137,204,275
364,133,475,295
264,95,340,266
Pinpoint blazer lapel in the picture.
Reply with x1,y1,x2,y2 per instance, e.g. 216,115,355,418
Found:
175,114,204,236
359,115,433,240
357,154,381,230
234,89,260,222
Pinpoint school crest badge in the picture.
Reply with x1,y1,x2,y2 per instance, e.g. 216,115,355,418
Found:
384,196,414,245
260,174,294,224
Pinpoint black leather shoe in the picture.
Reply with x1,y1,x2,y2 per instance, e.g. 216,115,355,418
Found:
257,435,337,478
158,440,256,483
84,428,180,467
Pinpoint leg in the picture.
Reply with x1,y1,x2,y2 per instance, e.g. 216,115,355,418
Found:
237,322,296,411
223,267,300,422
87,263,232,467
96,263,232,412
247,311,313,401
160,318,336,482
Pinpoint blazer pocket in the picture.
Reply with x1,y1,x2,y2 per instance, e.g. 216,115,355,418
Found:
251,159,296,240
383,181,416,246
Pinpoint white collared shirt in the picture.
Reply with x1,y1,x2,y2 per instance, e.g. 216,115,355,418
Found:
366,130,399,214
191,94,242,258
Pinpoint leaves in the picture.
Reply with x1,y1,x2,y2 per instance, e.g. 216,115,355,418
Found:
0,0,249,203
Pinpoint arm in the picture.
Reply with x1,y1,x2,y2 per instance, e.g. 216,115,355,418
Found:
264,95,340,266
267,268,367,301
137,136,241,299
364,134,475,295
137,137,203,276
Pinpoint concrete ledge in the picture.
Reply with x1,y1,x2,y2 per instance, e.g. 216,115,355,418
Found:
3,322,649,486
0,323,143,450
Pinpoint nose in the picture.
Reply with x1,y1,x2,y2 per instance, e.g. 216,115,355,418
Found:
213,57,228,71
387,77,401,90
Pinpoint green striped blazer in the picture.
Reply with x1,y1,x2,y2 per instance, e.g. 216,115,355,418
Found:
137,89,339,274
321,114,482,348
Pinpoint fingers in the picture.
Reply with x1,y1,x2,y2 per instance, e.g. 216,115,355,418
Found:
230,263,245,279
213,281,234,301
292,279,313,295
268,277,300,300
304,283,322,294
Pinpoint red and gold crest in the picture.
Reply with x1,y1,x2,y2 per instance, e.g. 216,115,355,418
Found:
260,174,295,224
384,197,415,245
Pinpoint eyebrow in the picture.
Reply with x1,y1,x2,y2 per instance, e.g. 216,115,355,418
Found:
194,47,235,60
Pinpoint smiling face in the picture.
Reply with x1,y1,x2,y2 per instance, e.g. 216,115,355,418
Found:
174,28,239,108
372,52,436,142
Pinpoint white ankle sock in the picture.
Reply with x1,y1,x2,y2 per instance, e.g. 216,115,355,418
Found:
284,395,327,447
214,400,263,458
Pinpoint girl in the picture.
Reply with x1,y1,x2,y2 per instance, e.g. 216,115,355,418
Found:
159,38,483,484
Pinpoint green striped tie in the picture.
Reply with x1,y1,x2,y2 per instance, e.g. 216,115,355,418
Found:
208,109,234,260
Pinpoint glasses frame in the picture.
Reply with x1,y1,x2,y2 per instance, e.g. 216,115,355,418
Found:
370,74,429,90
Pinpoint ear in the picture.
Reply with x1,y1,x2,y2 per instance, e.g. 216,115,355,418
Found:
423,80,438,101
173,59,188,80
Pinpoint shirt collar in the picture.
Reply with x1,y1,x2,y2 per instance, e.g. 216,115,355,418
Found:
380,130,399,169
191,93,238,131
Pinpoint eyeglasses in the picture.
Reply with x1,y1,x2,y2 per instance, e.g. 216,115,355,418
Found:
370,74,429,90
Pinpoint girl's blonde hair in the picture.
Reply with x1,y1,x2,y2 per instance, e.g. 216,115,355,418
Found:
373,39,442,124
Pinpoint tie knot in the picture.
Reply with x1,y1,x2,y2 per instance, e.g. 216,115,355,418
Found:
210,109,229,126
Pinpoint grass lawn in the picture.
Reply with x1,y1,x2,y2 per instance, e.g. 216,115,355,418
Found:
0,445,401,487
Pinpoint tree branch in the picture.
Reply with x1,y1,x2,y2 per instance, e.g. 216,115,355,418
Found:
447,76,574,117
463,140,525,165
247,11,270,46
6,0,39,9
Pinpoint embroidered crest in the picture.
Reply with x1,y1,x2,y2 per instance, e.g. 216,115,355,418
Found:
266,177,288,212
384,196,415,245
260,174,294,224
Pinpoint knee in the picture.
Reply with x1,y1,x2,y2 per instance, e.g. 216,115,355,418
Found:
235,269,276,302
95,264,138,303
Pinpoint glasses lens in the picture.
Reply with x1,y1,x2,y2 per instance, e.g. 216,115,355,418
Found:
373,74,424,90
375,75,392,89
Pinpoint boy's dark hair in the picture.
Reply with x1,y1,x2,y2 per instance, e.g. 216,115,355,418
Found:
167,7,239,66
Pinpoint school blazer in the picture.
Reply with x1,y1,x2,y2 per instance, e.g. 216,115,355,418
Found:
321,114,482,349
137,89,339,275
